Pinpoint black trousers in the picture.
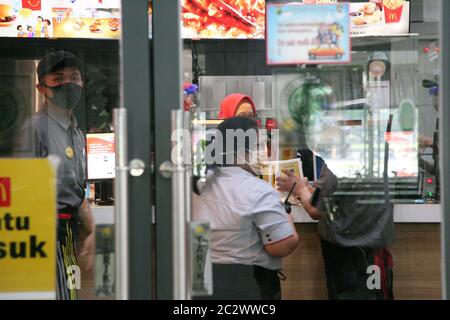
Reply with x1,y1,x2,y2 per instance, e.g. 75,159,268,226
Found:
199,263,281,300
320,240,393,300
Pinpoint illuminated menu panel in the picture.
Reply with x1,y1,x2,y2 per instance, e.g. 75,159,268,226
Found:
0,1,409,40
181,0,265,39
0,0,121,39
0,0,265,39
266,3,351,65
350,1,410,37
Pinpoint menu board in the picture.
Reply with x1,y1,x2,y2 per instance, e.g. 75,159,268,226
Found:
0,0,121,39
0,0,409,40
52,6,120,39
181,0,265,39
299,0,410,37
350,1,410,37
266,3,351,65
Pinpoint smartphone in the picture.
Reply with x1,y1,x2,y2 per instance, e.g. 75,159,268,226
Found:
311,187,321,207
297,148,325,182
297,148,315,181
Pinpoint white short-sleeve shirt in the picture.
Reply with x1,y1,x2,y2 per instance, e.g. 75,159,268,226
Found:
193,166,293,270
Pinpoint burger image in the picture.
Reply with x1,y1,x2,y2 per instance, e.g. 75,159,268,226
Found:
108,18,119,32
89,20,102,33
359,2,378,15
0,4,16,27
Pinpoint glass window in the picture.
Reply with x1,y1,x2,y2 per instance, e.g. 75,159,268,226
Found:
189,0,443,300
0,0,124,300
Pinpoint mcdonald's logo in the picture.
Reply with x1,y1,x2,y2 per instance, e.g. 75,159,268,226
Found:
21,0,41,11
389,13,397,20
0,178,11,207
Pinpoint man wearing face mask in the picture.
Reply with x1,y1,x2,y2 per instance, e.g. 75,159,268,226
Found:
32,50,95,300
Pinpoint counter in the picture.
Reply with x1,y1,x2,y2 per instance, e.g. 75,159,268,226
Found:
291,203,441,223
90,205,114,225
91,203,441,224
89,204,442,300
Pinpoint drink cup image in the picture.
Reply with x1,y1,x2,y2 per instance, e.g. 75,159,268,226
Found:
383,0,404,23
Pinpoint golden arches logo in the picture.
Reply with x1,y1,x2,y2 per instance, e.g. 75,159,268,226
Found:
27,0,41,8
389,13,397,20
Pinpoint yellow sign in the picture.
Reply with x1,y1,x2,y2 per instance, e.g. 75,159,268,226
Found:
0,159,56,298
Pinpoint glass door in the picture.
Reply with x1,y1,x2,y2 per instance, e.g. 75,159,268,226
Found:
0,0,155,300
152,0,188,300
0,9,122,301
115,0,153,300
179,0,447,300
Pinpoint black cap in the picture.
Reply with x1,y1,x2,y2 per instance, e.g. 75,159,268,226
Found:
37,50,84,82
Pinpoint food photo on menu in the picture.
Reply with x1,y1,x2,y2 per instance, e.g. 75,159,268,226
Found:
349,0,410,37
0,0,121,39
0,1,52,38
182,0,265,39
351,2,383,27
0,3,16,27
52,7,121,39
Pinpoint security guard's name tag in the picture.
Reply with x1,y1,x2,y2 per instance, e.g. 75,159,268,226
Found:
65,146,74,159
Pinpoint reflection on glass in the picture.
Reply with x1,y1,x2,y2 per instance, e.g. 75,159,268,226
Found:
272,37,438,204
0,41,120,299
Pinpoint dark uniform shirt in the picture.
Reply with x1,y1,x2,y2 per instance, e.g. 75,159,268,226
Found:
32,104,86,211
316,163,395,248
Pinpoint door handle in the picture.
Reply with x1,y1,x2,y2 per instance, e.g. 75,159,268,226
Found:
113,107,129,300
129,159,146,177
158,160,187,179
158,160,175,178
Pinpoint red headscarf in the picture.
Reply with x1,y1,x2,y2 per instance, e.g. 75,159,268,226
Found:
218,94,256,119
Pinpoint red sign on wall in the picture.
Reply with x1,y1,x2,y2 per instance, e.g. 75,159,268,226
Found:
0,178,11,207
22,0,42,11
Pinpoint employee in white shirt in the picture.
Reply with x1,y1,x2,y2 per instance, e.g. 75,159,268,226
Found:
193,117,299,300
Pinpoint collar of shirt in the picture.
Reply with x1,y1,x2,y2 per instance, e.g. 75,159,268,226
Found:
45,103,78,131
214,166,255,178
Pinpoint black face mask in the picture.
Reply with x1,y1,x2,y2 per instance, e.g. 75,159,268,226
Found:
45,83,82,110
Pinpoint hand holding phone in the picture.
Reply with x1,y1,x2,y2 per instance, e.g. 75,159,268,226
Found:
311,187,321,207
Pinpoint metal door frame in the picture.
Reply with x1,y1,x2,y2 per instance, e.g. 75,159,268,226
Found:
119,0,184,300
152,0,183,299
118,0,153,300
440,0,450,300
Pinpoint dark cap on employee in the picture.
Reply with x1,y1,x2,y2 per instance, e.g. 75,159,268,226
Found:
37,50,84,83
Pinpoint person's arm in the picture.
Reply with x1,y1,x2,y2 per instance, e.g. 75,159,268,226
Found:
77,198,95,271
251,189,300,258
264,213,299,257
276,170,323,221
